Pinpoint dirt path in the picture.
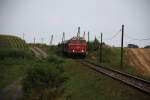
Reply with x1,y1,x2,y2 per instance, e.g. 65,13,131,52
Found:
34,47,48,58
0,47,48,100
127,48,150,76
30,47,41,58
0,77,22,100
30,47,48,58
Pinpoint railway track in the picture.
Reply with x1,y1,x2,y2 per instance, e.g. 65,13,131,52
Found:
30,47,48,58
78,59,150,94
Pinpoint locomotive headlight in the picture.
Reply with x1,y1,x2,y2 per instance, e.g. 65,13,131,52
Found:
73,50,75,52
81,50,84,52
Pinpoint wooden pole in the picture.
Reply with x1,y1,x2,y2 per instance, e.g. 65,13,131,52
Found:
77,27,80,38
88,31,90,52
100,32,103,63
121,24,124,68
34,37,35,44
41,38,44,44
88,32,89,43
23,33,24,40
62,32,65,42
50,35,53,45
83,31,85,39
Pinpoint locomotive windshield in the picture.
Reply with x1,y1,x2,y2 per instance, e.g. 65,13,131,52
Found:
69,40,86,44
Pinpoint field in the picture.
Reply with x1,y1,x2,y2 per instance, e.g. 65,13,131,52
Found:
0,34,27,49
0,58,35,89
0,35,33,92
0,34,31,58
86,43,150,80
126,48,150,77
60,59,150,100
0,35,150,100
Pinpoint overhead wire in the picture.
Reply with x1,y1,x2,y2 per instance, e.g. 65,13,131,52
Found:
124,29,150,41
125,34,150,41
104,29,122,41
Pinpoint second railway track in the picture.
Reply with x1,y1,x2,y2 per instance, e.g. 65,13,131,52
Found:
77,59,150,94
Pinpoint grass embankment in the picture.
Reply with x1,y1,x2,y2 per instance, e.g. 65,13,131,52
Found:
0,35,67,100
0,35,33,89
86,42,149,79
0,36,150,100
22,56,66,100
0,35,27,49
46,46,150,100
60,59,150,100
0,35,32,58
0,58,36,90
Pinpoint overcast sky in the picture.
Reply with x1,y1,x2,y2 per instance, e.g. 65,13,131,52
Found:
0,0,150,47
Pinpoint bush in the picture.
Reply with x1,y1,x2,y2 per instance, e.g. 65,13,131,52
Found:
0,48,32,59
22,63,67,100
88,40,100,52
47,55,65,64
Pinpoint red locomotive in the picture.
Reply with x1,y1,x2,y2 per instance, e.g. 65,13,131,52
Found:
61,36,87,56
60,27,87,57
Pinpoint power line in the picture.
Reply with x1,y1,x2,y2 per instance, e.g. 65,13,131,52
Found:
104,29,121,41
125,30,150,36
126,35,150,41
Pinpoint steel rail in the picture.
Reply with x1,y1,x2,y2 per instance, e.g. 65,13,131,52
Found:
78,59,150,94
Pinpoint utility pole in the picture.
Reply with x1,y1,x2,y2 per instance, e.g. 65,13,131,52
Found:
88,31,90,43
100,32,103,63
77,27,80,38
34,37,35,44
62,32,65,42
50,35,53,46
83,31,85,39
88,31,90,52
41,38,44,44
23,33,24,40
121,24,124,68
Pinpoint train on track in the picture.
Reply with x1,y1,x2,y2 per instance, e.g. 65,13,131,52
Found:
59,27,87,57
60,36,87,57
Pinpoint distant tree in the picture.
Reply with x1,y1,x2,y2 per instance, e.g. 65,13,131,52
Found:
93,37,100,50
88,37,100,52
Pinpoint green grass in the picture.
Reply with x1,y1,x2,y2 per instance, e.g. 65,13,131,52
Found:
60,59,150,100
0,44,150,100
0,34,32,58
87,46,121,67
86,45,149,79
0,34,27,49
0,46,66,99
43,45,150,100
0,58,36,90
0,35,33,93
22,57,67,100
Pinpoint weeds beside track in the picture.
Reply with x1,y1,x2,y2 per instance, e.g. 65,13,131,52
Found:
77,59,150,94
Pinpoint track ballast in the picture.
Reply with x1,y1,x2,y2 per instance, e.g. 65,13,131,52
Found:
78,60,150,94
